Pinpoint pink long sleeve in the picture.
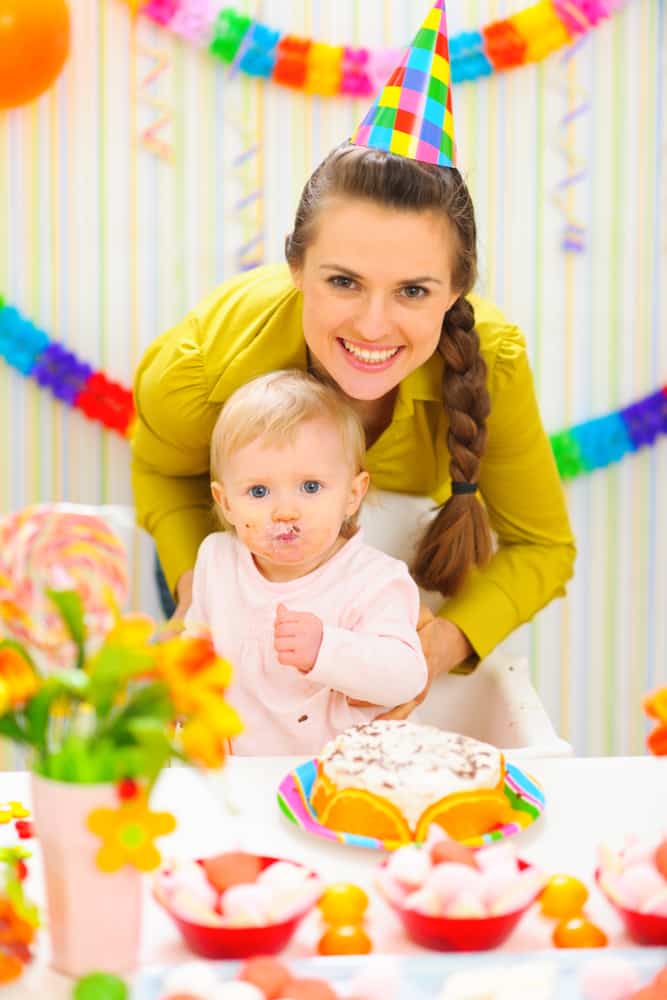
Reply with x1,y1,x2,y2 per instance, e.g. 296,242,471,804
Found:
308,574,427,705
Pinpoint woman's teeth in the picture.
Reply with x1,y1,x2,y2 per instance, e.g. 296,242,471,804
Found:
341,339,400,364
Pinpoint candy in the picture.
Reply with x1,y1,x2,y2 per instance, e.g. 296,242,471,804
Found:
445,889,487,918
403,886,441,916
488,868,546,916
317,924,372,955
553,916,608,948
426,862,485,907
201,852,262,893
616,863,665,910
318,883,368,925
540,874,589,918
221,882,273,926
161,860,219,909
655,840,667,879
386,845,432,888
169,887,225,925
73,973,128,1000
579,956,641,1000
239,957,292,999
163,961,220,996
429,839,478,868
258,861,310,892
280,979,339,1000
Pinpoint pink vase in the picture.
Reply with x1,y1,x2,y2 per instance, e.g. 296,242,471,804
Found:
30,774,142,977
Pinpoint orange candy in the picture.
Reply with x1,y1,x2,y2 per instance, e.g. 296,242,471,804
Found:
318,883,368,925
317,924,372,956
430,840,478,868
239,956,292,999
654,840,667,880
200,852,262,893
540,874,589,919
284,979,339,1000
552,916,608,948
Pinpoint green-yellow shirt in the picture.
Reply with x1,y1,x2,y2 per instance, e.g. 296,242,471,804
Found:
131,264,576,659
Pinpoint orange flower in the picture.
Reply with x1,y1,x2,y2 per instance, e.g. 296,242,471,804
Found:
155,636,233,717
180,702,243,768
0,647,39,715
87,790,176,873
642,687,667,756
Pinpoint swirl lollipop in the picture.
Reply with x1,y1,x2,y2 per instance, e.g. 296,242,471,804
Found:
0,505,128,670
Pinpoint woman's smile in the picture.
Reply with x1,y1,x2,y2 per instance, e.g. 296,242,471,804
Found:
337,337,404,371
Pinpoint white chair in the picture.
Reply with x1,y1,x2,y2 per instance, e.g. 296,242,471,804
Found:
36,498,573,757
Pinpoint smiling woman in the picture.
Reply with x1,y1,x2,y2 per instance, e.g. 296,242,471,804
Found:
131,2,576,728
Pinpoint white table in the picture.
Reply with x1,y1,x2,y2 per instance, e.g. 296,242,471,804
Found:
3,754,666,998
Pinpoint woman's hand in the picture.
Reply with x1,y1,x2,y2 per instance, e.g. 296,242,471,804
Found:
161,570,194,638
374,611,474,721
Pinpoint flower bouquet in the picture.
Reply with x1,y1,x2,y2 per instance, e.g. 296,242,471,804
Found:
0,589,242,976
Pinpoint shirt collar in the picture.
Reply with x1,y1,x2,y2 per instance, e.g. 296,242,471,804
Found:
394,349,444,418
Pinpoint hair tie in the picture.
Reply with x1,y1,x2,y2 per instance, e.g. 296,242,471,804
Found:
451,481,478,495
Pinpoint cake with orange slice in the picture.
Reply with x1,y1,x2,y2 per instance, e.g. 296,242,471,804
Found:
310,720,512,844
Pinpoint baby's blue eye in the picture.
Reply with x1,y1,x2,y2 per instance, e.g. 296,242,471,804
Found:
302,481,321,494
248,485,268,498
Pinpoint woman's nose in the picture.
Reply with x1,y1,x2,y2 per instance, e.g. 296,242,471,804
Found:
354,295,394,342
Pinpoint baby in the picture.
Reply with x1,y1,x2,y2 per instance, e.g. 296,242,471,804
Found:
185,370,427,754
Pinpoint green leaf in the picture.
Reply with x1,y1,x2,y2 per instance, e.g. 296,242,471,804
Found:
0,716,31,745
99,682,172,744
47,590,86,669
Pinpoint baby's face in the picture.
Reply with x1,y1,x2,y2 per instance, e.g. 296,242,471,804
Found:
212,418,368,582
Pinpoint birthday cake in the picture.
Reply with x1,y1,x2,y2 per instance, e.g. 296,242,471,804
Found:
310,721,512,844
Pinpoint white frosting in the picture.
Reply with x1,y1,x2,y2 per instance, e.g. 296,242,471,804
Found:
317,721,502,829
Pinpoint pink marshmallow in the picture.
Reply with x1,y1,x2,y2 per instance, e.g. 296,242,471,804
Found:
386,845,432,888
403,886,442,916
426,862,485,907
221,882,274,926
616,863,665,909
169,886,225,926
444,888,487,918
487,869,546,916
474,844,518,873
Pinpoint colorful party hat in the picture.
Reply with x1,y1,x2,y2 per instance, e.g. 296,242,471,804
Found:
351,0,455,167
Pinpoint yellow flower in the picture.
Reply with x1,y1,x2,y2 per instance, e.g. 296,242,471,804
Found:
104,613,156,649
0,647,40,714
180,703,243,768
87,791,176,872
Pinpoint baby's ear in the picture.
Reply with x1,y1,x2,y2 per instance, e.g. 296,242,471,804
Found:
348,469,370,513
211,481,231,517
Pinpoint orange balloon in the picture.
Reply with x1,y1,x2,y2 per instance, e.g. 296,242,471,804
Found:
0,0,70,110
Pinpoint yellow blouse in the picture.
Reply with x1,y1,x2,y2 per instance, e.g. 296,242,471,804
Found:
131,264,576,659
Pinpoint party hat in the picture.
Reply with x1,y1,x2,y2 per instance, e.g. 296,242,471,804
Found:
351,0,455,167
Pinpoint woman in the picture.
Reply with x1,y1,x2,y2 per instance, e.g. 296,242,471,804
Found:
132,143,575,706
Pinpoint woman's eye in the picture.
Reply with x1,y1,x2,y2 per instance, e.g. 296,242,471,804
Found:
328,275,355,290
302,481,321,494
401,285,428,299
248,485,268,498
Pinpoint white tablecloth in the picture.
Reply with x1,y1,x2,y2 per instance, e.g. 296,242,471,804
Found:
3,754,666,997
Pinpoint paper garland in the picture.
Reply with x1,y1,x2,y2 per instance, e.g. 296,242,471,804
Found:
124,0,631,98
2,293,665,480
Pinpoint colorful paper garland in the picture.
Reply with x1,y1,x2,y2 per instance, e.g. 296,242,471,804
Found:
123,0,631,98
2,293,665,479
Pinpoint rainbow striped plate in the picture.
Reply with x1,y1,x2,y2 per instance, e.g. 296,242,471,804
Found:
277,759,545,851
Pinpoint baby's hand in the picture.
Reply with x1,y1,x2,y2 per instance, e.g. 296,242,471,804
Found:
273,603,323,673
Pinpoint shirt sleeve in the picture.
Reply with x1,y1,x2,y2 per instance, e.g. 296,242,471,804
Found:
439,324,577,659
131,312,221,595
308,568,428,705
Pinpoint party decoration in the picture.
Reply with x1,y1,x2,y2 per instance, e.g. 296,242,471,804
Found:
0,505,129,671
0,0,70,110
351,0,456,167
135,42,174,163
87,788,176,873
0,295,665,481
555,38,590,253
117,0,632,98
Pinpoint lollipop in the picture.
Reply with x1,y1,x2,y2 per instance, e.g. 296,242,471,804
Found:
0,505,128,669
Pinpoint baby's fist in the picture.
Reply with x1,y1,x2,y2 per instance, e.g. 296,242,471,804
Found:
273,603,323,672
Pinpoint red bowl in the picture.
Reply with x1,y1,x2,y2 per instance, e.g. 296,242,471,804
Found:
378,858,539,952
595,868,667,946
154,855,322,959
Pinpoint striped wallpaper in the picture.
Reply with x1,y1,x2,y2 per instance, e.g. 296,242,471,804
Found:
0,1,665,756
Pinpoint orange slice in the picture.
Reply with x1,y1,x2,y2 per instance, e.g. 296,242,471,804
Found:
320,788,412,843
414,789,513,843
